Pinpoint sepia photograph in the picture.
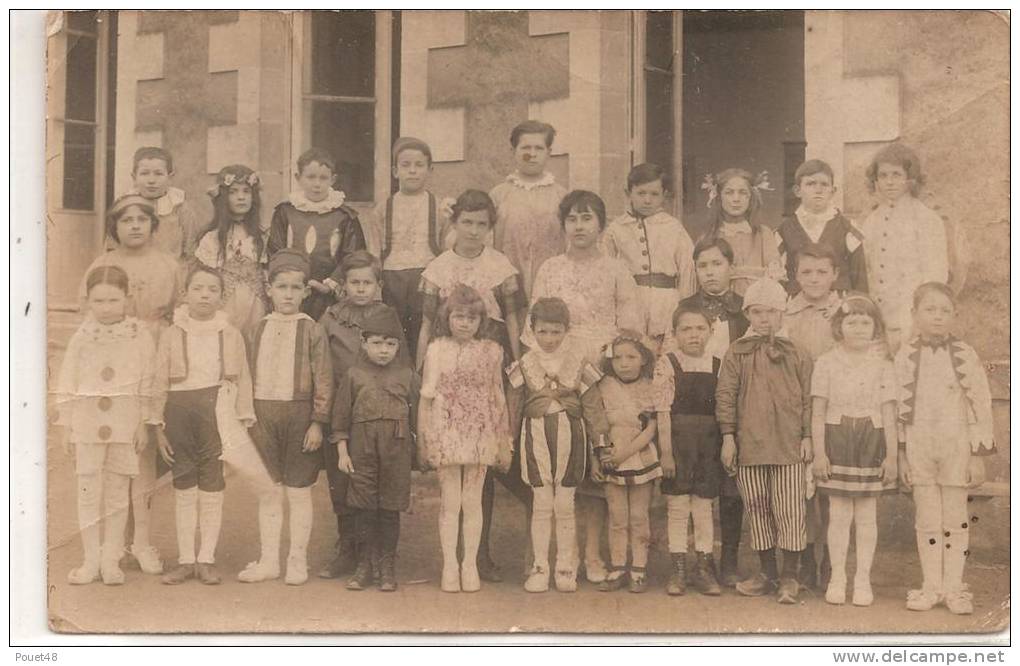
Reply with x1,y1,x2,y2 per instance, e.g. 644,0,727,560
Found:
36,8,1009,638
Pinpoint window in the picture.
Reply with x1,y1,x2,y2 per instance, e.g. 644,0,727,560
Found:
62,11,99,210
301,11,378,202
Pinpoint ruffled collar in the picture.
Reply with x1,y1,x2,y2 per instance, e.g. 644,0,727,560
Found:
288,188,346,213
521,347,582,391
506,171,556,191
786,290,841,317
675,350,714,372
79,315,143,343
129,186,185,217
720,220,753,235
264,311,313,323
172,305,230,333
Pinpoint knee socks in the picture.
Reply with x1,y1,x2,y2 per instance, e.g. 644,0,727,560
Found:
257,485,284,568
719,495,743,553
174,487,198,564
197,490,223,564
553,485,578,573
286,486,313,564
102,472,131,563
76,473,102,566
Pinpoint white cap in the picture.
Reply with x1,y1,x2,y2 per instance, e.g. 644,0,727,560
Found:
742,278,788,313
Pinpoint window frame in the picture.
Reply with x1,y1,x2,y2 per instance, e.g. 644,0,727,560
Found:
289,10,393,209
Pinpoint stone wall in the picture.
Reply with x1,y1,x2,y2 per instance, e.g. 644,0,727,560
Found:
114,10,290,232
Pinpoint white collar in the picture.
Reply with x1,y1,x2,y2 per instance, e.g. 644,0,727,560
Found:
265,311,314,323
795,205,838,232
288,188,346,213
129,186,185,217
173,306,230,333
786,290,841,316
506,171,556,191
675,350,713,371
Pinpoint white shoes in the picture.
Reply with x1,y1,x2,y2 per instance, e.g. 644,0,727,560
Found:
585,559,608,584
441,563,461,592
555,569,578,592
460,563,481,593
524,565,550,593
285,556,308,586
68,562,101,585
852,577,874,607
237,560,281,583
130,545,164,575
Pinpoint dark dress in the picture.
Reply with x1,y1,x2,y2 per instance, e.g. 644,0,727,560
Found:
660,353,723,499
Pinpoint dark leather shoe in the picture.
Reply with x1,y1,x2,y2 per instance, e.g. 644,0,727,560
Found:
736,572,778,597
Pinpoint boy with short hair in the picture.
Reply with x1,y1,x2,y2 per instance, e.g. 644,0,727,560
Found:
243,249,334,586
128,146,201,261
317,250,409,579
331,308,420,592
676,235,749,586
777,159,866,295
783,243,843,590
717,278,813,604
369,137,451,362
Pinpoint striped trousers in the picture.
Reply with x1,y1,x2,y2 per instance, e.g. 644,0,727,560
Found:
735,464,807,552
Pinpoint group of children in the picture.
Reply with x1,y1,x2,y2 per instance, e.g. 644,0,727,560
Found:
56,120,995,618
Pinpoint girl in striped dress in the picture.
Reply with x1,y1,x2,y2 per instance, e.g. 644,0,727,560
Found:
811,295,898,606
595,331,661,593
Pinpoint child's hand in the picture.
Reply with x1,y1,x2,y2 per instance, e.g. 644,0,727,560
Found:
337,450,355,474
660,453,676,479
898,450,912,491
800,437,813,463
721,435,738,476
303,422,323,452
812,453,831,482
307,279,332,295
133,423,149,453
440,197,456,219
881,455,898,485
966,457,986,489
155,428,175,465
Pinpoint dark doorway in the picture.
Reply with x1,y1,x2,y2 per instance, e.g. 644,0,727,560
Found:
681,10,805,236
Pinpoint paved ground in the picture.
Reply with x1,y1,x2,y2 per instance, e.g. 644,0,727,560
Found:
43,329,1009,638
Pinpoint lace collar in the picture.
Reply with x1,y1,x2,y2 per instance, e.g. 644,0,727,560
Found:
288,188,347,213
129,186,185,217
172,305,230,333
506,171,556,191
79,315,143,343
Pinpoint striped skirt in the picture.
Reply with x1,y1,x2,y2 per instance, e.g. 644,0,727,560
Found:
817,417,892,497
520,411,588,488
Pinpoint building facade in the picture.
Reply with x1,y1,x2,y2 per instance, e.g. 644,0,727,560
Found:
47,9,1008,369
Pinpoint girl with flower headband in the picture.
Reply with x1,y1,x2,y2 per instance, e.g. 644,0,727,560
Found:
78,193,183,577
810,293,898,607
594,330,661,593
195,164,268,337
268,147,367,321
56,265,159,585
700,168,784,296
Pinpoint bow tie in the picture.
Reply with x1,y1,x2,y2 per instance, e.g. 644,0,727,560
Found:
920,335,950,351
701,292,733,320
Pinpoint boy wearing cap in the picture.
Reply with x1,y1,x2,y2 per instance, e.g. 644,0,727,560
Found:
716,278,814,604
331,307,420,592
242,248,334,585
